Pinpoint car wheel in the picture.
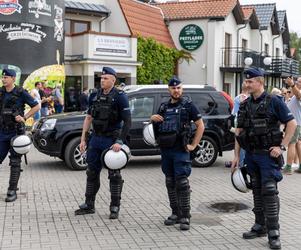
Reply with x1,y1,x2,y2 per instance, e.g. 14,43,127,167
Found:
64,137,87,170
192,135,218,167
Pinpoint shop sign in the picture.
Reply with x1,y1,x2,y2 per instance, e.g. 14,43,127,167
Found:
28,0,51,18
0,0,22,15
94,35,131,57
179,24,204,51
0,23,47,43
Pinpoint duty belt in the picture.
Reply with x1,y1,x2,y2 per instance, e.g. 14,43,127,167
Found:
93,130,119,137
248,149,270,155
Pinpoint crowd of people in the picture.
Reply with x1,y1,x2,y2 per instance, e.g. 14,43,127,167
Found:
29,82,89,123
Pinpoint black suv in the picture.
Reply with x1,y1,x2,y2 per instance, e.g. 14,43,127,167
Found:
32,85,234,170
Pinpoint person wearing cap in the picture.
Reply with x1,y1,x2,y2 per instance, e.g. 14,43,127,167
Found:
75,67,131,219
150,76,204,230
231,67,296,249
0,68,40,202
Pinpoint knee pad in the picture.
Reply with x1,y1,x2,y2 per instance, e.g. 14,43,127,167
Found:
251,175,261,189
166,176,175,189
86,168,99,181
176,175,190,191
262,181,278,196
9,156,21,167
108,170,122,181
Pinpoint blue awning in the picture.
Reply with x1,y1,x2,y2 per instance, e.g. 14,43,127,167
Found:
65,1,110,17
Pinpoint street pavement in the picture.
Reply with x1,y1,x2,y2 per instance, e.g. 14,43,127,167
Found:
0,147,300,250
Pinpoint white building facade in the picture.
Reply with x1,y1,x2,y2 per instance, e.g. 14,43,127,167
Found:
157,0,298,96
64,0,140,92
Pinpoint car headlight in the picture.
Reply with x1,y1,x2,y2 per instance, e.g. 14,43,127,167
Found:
40,119,57,131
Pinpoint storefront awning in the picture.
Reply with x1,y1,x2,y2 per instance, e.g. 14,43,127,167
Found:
65,1,110,17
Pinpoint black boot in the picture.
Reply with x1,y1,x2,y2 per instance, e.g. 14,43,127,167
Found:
5,190,17,202
262,181,281,250
243,176,267,239
109,170,124,220
176,176,191,231
75,199,95,215
5,161,21,202
75,169,100,215
164,177,180,226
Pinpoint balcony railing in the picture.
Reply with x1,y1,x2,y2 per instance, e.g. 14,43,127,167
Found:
221,47,261,68
271,57,299,77
221,47,299,76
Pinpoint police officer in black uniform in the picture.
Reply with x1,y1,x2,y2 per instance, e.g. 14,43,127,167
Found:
0,69,40,202
75,67,131,219
231,68,296,249
150,76,204,230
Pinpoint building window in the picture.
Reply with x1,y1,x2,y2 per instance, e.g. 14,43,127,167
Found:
224,33,232,66
65,19,91,35
223,82,231,95
276,48,280,58
242,39,248,50
264,43,269,56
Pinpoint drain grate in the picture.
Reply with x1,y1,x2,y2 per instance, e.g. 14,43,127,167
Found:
209,202,249,213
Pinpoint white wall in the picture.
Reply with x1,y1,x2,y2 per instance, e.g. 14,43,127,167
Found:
64,1,138,89
260,28,273,56
168,19,208,85
167,12,243,95
273,35,284,57
103,0,131,35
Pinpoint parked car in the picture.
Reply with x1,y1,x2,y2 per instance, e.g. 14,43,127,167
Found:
32,85,234,170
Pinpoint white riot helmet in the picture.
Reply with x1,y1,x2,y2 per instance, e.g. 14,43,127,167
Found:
11,135,32,155
102,146,130,170
121,144,131,159
143,123,157,146
231,166,252,193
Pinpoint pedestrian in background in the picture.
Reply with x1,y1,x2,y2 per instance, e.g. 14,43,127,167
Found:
53,84,64,113
80,87,89,111
30,82,42,121
283,77,301,174
39,82,50,117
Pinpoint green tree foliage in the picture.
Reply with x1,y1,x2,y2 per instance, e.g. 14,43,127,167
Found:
137,36,192,85
290,32,301,72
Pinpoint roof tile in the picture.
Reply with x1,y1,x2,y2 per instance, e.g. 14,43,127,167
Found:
155,0,238,21
119,0,175,48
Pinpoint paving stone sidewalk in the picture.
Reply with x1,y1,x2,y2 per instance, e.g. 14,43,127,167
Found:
0,148,300,250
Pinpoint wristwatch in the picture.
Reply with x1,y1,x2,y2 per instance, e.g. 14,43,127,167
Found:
280,145,286,151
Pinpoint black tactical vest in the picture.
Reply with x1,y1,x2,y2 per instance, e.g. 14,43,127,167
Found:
0,86,24,131
91,88,120,134
156,98,191,148
236,94,283,151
